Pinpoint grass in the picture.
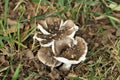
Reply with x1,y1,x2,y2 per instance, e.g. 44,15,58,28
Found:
3,0,9,26
12,63,21,80
0,0,120,79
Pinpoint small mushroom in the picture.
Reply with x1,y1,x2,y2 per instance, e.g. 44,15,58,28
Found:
54,36,88,70
59,20,79,39
53,37,74,55
37,47,62,68
33,18,78,47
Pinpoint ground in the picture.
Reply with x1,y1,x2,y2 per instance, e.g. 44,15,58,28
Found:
0,0,120,80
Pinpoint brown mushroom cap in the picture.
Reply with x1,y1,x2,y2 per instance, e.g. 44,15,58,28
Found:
54,37,74,55
37,47,62,67
54,36,88,65
59,20,74,30
59,36,87,60
39,17,61,34
34,18,78,47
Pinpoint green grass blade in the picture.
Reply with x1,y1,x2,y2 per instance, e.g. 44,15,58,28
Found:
14,40,27,48
85,1,101,5
70,77,83,80
0,36,5,48
17,22,21,50
4,0,9,26
107,15,120,23
21,27,36,42
12,63,21,80
109,18,119,29
58,0,64,6
24,72,36,80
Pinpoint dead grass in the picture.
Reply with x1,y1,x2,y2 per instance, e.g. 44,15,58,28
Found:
0,0,120,80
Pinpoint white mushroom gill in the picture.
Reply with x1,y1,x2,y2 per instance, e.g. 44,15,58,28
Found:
33,33,46,41
37,24,50,35
67,25,79,39
59,20,64,29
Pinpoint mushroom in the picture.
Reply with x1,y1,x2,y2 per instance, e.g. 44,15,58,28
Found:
37,47,62,68
33,18,78,47
33,17,88,71
53,37,76,55
54,36,88,71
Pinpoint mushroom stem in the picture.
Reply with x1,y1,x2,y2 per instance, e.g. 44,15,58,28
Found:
60,64,72,71
74,25,79,31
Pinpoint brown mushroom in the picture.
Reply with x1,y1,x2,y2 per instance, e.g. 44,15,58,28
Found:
33,18,78,48
37,47,62,68
53,37,74,55
54,36,88,70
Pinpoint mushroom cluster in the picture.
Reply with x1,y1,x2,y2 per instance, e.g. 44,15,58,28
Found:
33,17,88,70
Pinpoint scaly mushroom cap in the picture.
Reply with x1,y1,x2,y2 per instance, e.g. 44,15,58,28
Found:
37,47,62,67
53,37,74,55
54,36,88,70
33,17,78,47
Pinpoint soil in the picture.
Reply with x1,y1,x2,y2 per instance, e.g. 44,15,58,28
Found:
0,0,120,80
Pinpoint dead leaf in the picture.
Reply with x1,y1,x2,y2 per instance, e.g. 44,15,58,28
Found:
4,18,24,35
95,15,107,20
113,12,120,18
21,49,34,59
0,56,6,66
116,75,120,80
103,25,116,32
66,73,78,78
0,55,9,67
104,30,116,39
116,28,120,36
48,69,61,80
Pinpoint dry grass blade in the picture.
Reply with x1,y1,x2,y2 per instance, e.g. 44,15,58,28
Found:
0,0,120,79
